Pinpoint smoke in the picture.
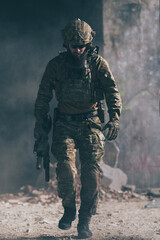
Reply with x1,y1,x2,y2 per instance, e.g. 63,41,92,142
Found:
0,30,56,193
0,5,63,193
0,0,103,193
103,0,160,188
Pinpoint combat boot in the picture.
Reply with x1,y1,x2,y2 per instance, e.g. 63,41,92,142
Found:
77,219,92,239
58,207,76,230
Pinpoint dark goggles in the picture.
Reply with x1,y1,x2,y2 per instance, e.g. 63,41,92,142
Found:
70,44,86,49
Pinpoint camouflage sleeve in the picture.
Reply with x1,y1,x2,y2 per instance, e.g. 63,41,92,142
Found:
96,56,122,120
34,59,57,122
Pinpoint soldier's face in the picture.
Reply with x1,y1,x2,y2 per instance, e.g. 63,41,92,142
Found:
69,44,86,57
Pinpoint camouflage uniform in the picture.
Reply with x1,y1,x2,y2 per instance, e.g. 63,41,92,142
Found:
34,19,122,233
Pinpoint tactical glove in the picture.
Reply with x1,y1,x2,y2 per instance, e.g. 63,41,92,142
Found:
34,122,48,153
34,121,46,140
102,120,119,141
34,115,52,153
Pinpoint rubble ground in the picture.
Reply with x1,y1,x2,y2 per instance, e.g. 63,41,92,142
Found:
0,190,160,240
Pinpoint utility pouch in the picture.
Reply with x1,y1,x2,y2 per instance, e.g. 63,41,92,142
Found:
97,100,105,123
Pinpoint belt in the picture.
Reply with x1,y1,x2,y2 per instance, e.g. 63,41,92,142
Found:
59,111,98,122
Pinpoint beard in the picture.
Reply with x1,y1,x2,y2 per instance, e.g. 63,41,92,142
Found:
67,48,89,68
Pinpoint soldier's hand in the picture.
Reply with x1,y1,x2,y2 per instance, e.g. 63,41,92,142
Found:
102,120,119,141
34,121,46,140
34,121,48,153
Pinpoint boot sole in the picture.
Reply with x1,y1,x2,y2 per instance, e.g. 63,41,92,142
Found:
78,233,92,239
58,216,76,230
78,231,92,239
58,224,72,230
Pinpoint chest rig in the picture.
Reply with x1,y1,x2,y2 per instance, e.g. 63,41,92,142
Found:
55,53,104,103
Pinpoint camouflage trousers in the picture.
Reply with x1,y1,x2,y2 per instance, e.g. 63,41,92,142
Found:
51,116,105,221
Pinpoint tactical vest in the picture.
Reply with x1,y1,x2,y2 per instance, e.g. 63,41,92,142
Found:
55,53,104,103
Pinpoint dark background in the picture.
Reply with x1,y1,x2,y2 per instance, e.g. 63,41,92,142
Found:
0,0,103,193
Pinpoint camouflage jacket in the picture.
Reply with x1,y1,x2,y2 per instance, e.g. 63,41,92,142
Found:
34,50,122,122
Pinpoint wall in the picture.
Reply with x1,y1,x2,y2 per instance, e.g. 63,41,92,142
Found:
103,0,160,188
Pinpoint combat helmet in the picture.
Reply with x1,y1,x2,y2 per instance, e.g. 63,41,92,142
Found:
62,18,95,48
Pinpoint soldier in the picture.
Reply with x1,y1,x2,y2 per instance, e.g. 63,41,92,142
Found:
34,19,122,238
